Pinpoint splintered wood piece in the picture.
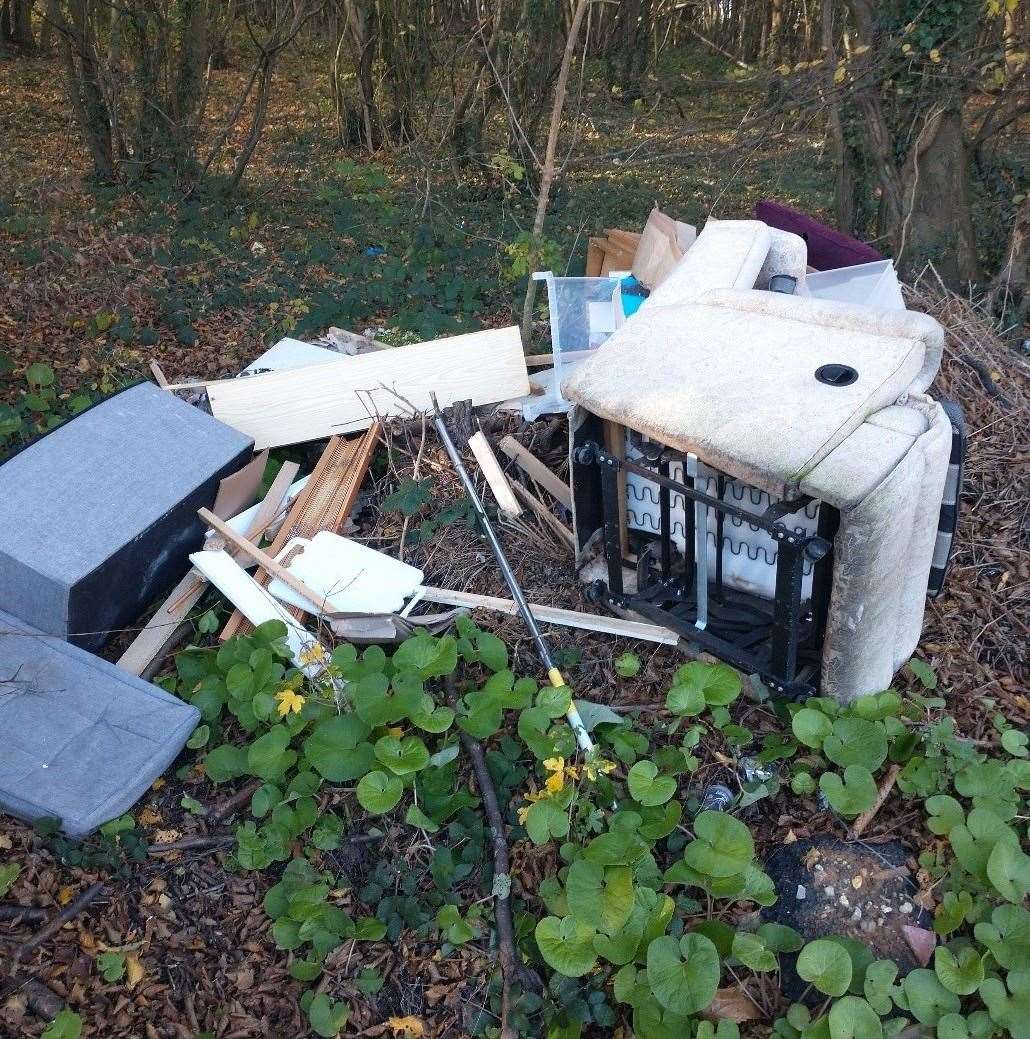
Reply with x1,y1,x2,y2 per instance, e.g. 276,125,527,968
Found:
203,326,529,449
498,435,572,509
420,586,679,645
468,432,522,518
220,424,380,640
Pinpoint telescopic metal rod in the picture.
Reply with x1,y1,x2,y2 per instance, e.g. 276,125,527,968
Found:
432,400,593,752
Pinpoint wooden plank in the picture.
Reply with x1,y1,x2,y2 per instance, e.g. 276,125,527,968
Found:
203,326,529,449
149,361,169,388
498,435,572,509
468,431,522,518
510,481,575,550
116,461,299,676
604,419,630,557
221,425,380,640
420,586,679,645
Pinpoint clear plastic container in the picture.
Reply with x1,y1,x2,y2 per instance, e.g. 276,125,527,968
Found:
804,260,905,312
530,272,621,412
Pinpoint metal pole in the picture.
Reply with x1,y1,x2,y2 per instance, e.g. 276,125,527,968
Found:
432,403,593,752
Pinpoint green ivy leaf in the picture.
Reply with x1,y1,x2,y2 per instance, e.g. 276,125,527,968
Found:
925,794,964,835
823,718,888,771
565,860,635,936
374,734,429,775
392,634,458,678
819,765,878,818
535,916,598,977
906,657,937,689
303,715,375,781
672,661,742,706
934,945,984,995
986,834,1030,903
827,995,882,1039
203,743,249,783
863,959,897,1015
583,829,649,866
1001,728,1028,757
902,968,960,1024
682,811,755,878
41,1010,82,1039
25,362,56,388
731,931,777,971
96,951,126,982
475,630,508,673
627,760,677,806
796,939,853,997
525,800,570,844
791,707,833,748
0,862,21,898
307,993,350,1038
355,771,403,815
645,933,721,1016
757,922,804,953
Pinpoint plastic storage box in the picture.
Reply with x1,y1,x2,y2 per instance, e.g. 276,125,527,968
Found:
530,272,621,413
805,260,905,312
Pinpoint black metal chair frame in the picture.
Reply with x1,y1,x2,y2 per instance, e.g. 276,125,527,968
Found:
574,437,839,699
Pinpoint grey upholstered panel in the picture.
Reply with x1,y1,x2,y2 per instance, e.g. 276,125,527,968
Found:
0,609,200,837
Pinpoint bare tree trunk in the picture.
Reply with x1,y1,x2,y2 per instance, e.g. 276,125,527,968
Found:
897,108,980,285
13,0,34,48
990,194,1028,323
820,0,854,232
520,0,591,340
50,0,116,182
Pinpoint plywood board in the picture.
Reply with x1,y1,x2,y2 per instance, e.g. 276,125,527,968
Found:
204,327,529,449
420,586,679,645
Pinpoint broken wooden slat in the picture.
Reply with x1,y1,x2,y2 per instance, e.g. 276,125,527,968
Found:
198,509,330,611
468,431,522,518
149,361,169,388
116,461,299,676
201,327,528,449
420,586,679,645
498,435,572,509
220,425,380,641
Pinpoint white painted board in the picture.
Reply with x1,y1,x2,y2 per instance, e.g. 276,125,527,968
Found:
267,531,424,615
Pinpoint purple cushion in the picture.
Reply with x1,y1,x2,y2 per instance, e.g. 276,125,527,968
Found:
756,200,882,271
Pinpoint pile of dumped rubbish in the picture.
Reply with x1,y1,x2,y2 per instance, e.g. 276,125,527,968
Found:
0,200,965,838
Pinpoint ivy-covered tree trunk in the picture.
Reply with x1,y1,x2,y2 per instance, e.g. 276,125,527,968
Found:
897,108,981,285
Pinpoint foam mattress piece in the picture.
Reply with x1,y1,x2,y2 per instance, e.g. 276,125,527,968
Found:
0,382,254,650
0,609,200,837
563,288,930,493
643,219,772,309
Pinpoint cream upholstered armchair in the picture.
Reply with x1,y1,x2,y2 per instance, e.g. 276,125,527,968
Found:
562,220,957,703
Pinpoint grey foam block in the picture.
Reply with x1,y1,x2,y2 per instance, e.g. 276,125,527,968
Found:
0,609,200,837
0,382,254,649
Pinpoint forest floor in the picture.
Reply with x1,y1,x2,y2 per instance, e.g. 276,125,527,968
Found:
0,40,1027,1039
